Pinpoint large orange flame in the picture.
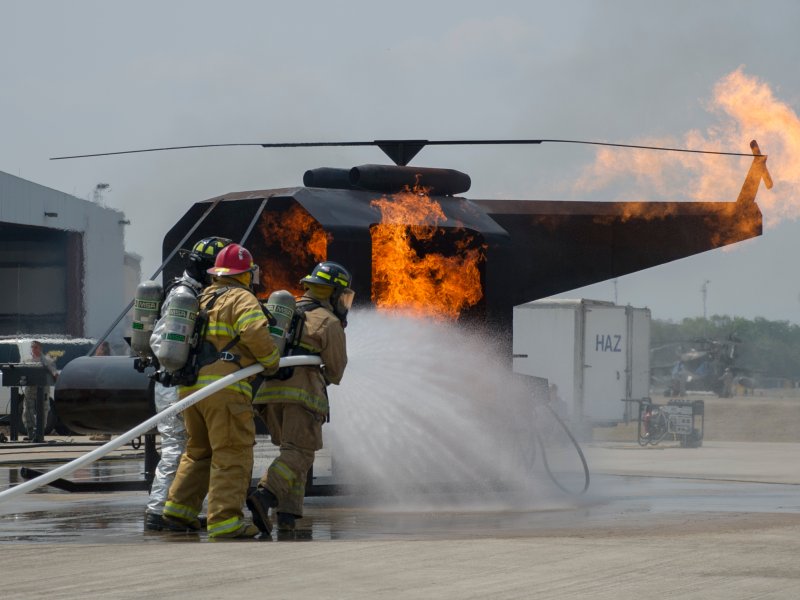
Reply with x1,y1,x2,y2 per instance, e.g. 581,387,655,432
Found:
575,68,797,229
257,203,329,296
370,187,486,320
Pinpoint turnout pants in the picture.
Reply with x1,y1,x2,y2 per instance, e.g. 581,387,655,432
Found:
257,403,324,517
165,390,255,535
146,384,187,515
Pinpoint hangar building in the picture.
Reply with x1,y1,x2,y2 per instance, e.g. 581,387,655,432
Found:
0,170,139,343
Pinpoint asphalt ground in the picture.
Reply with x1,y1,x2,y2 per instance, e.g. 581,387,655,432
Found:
1,430,800,599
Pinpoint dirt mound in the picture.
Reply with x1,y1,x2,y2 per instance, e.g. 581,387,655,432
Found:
702,394,800,442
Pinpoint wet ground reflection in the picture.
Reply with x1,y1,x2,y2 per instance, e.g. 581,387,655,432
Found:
2,458,799,544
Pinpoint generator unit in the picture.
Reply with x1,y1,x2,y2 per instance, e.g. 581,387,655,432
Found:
636,398,705,448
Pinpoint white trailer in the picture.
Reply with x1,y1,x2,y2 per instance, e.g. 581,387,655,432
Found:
512,299,650,427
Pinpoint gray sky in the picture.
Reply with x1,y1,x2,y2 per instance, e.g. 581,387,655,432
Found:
2,0,799,323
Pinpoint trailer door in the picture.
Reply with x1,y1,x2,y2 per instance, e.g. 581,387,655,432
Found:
582,305,627,423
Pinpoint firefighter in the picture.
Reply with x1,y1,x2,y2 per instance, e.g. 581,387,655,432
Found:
144,236,230,531
163,243,281,539
247,261,353,536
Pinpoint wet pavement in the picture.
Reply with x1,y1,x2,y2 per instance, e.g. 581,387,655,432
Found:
3,475,800,545
1,437,799,544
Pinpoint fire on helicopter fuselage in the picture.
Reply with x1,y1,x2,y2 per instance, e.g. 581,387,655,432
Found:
52,138,772,435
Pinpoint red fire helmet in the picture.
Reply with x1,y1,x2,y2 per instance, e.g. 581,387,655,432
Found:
207,243,255,276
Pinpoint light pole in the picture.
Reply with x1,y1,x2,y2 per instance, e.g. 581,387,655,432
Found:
701,279,711,321
92,182,111,205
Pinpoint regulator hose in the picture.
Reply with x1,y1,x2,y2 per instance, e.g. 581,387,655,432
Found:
533,402,591,495
0,355,321,506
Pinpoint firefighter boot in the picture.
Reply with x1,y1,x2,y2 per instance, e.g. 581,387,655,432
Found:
210,522,260,540
246,488,278,534
161,515,202,533
275,512,300,541
144,512,165,531
277,512,297,532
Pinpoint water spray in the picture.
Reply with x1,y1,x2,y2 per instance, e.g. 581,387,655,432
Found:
327,310,591,508
0,355,321,506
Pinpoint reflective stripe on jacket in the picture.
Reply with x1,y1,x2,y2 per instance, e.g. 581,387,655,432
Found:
179,279,280,399
253,295,347,413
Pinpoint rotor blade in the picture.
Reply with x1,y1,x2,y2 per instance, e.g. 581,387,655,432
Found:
50,143,269,160
49,138,759,161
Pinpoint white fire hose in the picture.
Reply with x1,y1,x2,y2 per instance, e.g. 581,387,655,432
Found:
0,355,321,506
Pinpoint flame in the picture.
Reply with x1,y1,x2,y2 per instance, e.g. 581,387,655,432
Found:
370,187,486,320
257,203,329,296
574,68,799,230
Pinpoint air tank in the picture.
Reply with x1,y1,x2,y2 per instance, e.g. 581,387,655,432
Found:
131,280,163,358
153,287,199,372
264,290,296,355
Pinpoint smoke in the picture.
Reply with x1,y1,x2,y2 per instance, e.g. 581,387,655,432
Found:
573,68,800,228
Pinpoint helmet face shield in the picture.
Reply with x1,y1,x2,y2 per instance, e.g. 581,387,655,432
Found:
336,288,355,314
250,264,261,290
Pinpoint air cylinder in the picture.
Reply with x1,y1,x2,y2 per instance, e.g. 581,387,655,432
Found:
131,280,163,358
154,287,199,372
265,290,296,355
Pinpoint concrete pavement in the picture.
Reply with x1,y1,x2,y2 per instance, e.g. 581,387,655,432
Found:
1,438,799,598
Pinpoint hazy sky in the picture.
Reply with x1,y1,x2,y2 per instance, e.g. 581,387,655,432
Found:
2,1,799,323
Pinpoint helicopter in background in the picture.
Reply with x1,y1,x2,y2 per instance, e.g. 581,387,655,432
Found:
651,334,755,397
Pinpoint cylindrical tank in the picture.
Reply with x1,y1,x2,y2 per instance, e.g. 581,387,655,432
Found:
303,167,354,190
154,286,199,372
349,164,471,196
55,356,155,434
131,280,163,358
303,165,472,196
264,290,296,356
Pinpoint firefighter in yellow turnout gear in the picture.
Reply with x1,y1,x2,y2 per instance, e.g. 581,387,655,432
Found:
248,261,352,535
163,244,280,539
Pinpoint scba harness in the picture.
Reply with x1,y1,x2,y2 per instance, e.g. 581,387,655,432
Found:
161,286,267,387
274,297,328,380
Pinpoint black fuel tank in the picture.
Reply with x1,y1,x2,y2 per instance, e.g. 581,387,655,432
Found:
55,356,155,434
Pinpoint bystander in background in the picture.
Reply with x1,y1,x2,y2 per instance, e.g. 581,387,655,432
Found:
21,340,58,442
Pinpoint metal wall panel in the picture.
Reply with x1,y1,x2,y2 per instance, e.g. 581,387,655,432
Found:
0,171,128,339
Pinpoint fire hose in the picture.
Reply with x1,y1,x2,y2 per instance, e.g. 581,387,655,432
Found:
0,355,321,506
533,403,591,495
